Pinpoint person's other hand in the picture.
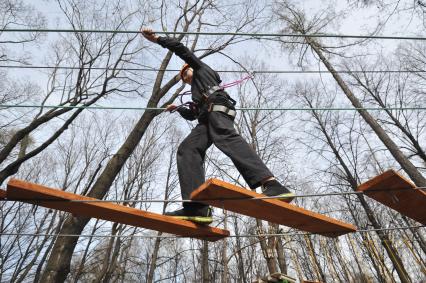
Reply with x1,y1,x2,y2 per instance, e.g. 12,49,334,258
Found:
141,28,159,43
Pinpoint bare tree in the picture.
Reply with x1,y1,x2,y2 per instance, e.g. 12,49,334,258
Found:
39,0,268,281
0,0,46,172
146,126,181,283
274,0,426,188
344,58,426,166
294,81,412,282
0,0,46,63
0,1,146,186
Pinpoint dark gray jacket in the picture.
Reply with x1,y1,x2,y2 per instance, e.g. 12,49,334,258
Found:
158,36,232,121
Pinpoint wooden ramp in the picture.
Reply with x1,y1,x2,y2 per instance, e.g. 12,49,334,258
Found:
6,179,229,241
190,179,357,237
357,170,426,225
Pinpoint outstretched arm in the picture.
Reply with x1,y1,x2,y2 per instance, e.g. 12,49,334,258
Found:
141,28,203,70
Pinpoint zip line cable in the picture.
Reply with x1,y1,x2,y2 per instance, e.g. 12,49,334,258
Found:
2,104,426,112
2,29,426,41
1,65,425,74
1,187,425,203
0,225,423,239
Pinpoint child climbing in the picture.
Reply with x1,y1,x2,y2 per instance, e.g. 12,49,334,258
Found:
141,28,294,224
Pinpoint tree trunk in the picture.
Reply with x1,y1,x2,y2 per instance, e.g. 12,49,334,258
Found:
146,232,162,283
93,222,118,283
343,236,363,282
39,25,184,279
320,239,341,282
233,217,247,283
221,210,228,283
256,219,278,275
202,241,210,283
305,101,412,282
402,216,426,256
348,157,411,282
72,220,100,283
365,233,396,282
39,214,91,282
12,210,49,282
346,205,387,282
102,232,121,283
304,235,326,283
352,75,426,164
306,37,426,188
275,233,288,275
147,146,175,283
289,243,304,283
39,110,158,282
33,213,66,283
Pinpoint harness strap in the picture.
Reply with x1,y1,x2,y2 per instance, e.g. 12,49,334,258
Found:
203,85,224,99
209,104,236,118
172,73,253,116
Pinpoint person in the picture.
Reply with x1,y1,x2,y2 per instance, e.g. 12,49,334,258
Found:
141,28,294,224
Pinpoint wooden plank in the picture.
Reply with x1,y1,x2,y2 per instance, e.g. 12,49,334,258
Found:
0,189,6,199
357,170,426,225
7,179,229,241
190,179,357,237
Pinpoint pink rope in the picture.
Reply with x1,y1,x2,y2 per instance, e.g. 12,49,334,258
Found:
220,73,254,89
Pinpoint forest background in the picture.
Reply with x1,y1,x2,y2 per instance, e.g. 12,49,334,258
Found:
0,0,425,282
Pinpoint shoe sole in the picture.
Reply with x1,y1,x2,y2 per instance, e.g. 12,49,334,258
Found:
171,216,213,225
272,193,295,203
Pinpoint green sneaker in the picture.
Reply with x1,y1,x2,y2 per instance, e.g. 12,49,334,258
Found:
262,179,295,203
164,206,213,224
275,192,296,202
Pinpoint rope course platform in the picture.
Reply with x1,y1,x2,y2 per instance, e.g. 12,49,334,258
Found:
190,179,357,237
6,179,229,241
357,170,426,225
4,173,424,239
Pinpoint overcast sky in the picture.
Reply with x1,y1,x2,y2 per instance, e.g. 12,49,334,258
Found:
4,0,425,180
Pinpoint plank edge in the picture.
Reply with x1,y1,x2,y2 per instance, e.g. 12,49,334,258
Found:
0,189,6,199
191,179,357,236
357,169,415,192
7,178,230,241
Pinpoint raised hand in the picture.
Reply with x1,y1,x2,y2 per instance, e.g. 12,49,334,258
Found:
141,27,159,43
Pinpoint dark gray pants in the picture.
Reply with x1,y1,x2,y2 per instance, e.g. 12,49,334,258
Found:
177,111,273,209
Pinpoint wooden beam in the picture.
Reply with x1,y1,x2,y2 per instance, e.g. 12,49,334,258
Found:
7,179,229,241
357,170,426,225
190,179,357,237
0,189,6,199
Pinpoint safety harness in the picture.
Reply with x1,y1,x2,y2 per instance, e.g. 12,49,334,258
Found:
209,104,236,118
171,73,253,118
